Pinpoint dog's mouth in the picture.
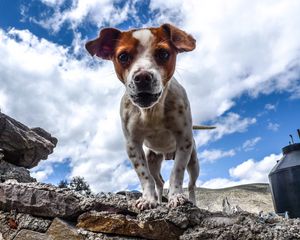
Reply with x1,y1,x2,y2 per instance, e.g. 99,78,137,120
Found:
130,91,162,108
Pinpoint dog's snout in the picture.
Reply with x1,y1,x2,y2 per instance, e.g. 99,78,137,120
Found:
133,72,153,91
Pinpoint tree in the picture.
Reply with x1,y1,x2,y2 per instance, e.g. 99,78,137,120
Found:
58,179,69,188
69,176,92,196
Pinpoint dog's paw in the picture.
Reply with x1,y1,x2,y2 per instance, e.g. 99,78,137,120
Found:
135,197,157,210
167,193,189,208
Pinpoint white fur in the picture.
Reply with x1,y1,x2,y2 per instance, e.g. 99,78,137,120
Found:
132,29,153,47
126,29,163,96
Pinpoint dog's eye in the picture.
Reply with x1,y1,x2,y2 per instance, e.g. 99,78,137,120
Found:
156,49,170,61
118,52,130,64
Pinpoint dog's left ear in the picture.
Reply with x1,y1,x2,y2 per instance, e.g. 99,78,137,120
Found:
85,28,121,60
161,23,196,52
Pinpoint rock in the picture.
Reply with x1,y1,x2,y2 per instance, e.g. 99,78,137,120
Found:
47,218,83,240
0,181,136,220
77,211,183,240
137,204,206,229
180,212,300,240
13,229,51,240
222,197,243,215
1,181,300,240
0,112,57,168
0,160,36,183
117,190,168,202
0,182,87,219
0,210,51,240
116,190,142,200
77,228,142,240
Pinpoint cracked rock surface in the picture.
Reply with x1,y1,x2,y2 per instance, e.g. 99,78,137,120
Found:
0,113,57,168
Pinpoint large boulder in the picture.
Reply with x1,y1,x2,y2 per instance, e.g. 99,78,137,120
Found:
0,160,36,183
77,211,184,240
0,113,57,168
46,218,84,240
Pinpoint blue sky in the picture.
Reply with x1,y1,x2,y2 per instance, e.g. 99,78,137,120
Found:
0,0,300,192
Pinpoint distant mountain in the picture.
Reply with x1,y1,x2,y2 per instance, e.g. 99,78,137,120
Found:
185,183,274,214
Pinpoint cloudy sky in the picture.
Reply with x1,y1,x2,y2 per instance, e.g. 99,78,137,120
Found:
1,0,300,192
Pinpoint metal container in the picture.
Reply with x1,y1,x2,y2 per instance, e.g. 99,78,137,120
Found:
269,143,300,218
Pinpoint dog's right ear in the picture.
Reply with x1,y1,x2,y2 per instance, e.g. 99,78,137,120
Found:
85,28,121,60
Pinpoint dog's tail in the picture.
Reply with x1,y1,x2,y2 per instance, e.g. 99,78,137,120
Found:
192,125,216,130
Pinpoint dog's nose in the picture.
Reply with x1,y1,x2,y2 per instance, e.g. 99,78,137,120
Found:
133,72,153,91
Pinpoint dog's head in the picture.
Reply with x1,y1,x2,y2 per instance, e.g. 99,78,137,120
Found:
86,24,196,108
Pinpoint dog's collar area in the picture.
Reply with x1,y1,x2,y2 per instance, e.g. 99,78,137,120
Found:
130,91,162,108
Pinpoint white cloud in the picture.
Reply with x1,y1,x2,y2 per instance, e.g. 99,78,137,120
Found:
199,149,236,164
242,137,262,151
265,103,276,111
31,162,54,182
35,0,133,32
194,113,256,146
148,0,300,123
39,0,65,6
202,153,282,188
267,122,280,132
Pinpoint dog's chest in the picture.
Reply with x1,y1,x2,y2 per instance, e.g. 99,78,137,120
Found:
144,127,176,153
140,111,176,153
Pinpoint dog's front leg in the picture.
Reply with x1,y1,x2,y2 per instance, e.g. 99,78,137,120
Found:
168,136,193,208
126,141,157,210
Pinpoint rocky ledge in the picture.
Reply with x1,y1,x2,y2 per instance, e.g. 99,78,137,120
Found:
1,181,300,240
0,112,57,169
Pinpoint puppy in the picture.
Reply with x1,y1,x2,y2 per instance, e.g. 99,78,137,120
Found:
86,24,199,210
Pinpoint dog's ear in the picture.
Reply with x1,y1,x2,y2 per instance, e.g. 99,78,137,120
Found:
85,28,121,60
161,23,196,52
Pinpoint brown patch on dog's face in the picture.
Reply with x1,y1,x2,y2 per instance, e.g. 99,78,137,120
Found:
149,26,178,86
111,31,139,83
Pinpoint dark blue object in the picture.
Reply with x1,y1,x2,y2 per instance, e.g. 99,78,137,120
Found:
269,143,300,218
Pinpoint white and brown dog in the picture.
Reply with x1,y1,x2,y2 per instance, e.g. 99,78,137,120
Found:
86,24,203,210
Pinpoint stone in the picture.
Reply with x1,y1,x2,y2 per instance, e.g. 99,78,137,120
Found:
13,229,51,240
0,182,86,219
77,228,142,240
137,204,206,229
117,190,168,202
47,218,83,240
0,210,51,240
0,181,136,220
77,211,183,240
222,197,243,215
0,112,57,168
1,181,300,240
180,212,300,240
0,160,36,183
